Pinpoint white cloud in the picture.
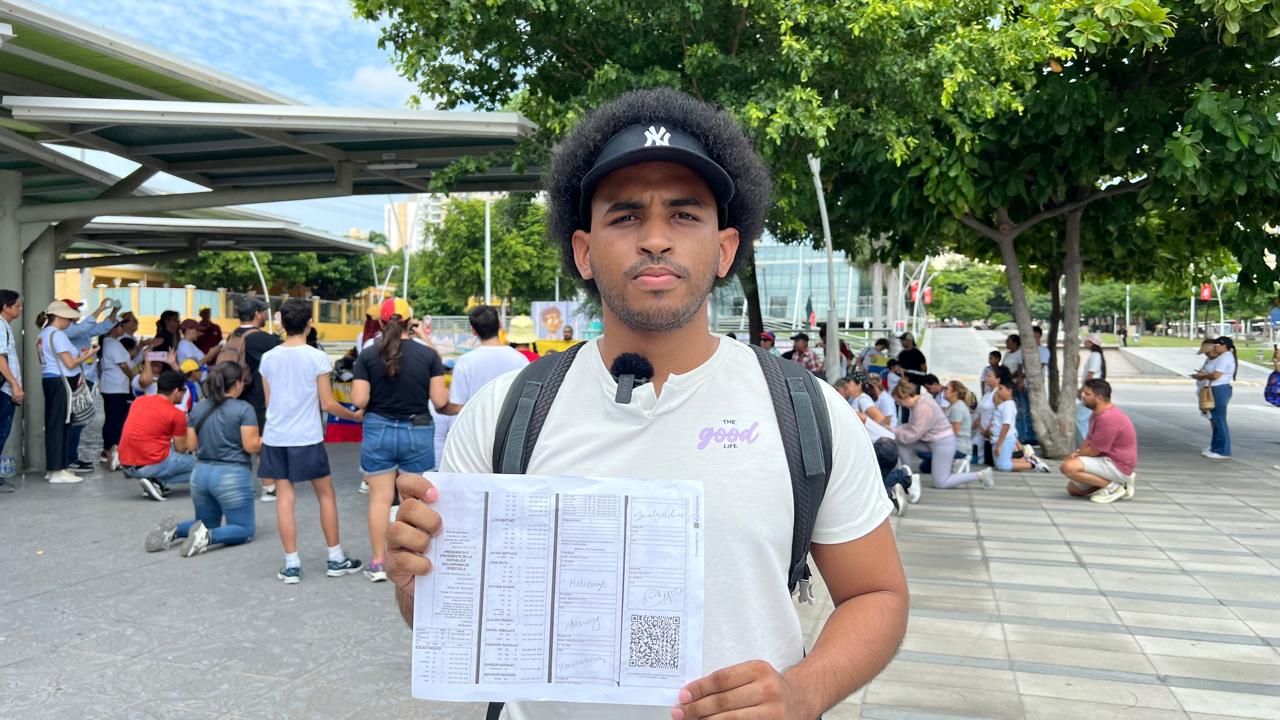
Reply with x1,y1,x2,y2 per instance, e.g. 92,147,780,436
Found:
331,64,419,109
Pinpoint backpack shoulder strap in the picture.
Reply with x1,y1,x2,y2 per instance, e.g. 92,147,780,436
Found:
749,344,833,592
492,342,586,474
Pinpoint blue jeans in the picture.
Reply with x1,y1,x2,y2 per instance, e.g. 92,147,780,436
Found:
1076,402,1093,446
359,412,435,475
0,392,15,455
1015,388,1037,444
65,380,92,463
125,452,195,485
177,463,255,546
1210,384,1232,456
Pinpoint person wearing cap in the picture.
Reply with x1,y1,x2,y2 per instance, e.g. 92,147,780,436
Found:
259,298,364,583
37,300,97,484
228,296,282,501
194,307,223,354
450,305,529,410
1077,334,1107,442
177,319,218,375
1192,336,1238,459
759,330,780,356
180,358,204,410
350,297,461,582
507,315,540,362
386,88,905,720
59,297,118,472
789,332,822,374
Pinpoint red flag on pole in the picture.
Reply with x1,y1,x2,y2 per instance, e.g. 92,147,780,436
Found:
1200,284,1212,301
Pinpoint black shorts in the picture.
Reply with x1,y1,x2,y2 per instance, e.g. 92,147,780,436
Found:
258,443,331,483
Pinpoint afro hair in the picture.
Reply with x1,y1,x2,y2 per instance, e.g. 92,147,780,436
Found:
545,87,772,299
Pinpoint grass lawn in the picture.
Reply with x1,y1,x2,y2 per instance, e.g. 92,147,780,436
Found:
1098,333,1278,363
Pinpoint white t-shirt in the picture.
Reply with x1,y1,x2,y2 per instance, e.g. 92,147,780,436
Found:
449,345,529,405
1208,352,1236,386
1082,351,1103,381
0,320,19,397
876,392,897,428
863,415,895,442
441,337,891,720
259,343,333,446
976,389,997,437
995,399,1018,443
39,325,79,377
934,391,951,409
1001,348,1023,376
99,336,132,395
177,338,204,367
1038,345,1051,370
852,393,875,415
131,374,157,396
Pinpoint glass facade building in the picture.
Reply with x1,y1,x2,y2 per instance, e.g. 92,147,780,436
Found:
713,241,874,327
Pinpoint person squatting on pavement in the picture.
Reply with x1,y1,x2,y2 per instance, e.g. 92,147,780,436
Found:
1060,379,1139,505
386,88,908,720
143,361,264,556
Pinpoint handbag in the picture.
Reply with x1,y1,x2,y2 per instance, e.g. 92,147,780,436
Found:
1198,385,1216,412
1265,372,1280,407
53,335,95,426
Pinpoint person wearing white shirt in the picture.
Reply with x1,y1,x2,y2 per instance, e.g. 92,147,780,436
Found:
1192,336,1237,459
176,319,217,373
259,299,363,584
385,91,906,720
1077,334,1106,442
99,321,137,471
38,301,96,483
0,290,23,493
448,305,529,406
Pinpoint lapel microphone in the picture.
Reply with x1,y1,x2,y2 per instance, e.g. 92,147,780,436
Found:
611,353,654,404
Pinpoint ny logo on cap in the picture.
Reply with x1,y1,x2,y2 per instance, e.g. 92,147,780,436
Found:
644,125,671,147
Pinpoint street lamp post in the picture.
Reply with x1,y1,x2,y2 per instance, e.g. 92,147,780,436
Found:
484,198,492,305
807,154,841,384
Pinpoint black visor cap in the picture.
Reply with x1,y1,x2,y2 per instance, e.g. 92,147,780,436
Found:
578,123,735,231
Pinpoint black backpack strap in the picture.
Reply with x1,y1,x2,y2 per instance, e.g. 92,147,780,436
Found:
750,345,833,592
486,702,504,720
492,342,585,473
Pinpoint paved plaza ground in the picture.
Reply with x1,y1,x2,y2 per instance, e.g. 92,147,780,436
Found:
2,328,1278,719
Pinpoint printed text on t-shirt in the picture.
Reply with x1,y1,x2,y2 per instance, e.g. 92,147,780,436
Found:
697,419,760,450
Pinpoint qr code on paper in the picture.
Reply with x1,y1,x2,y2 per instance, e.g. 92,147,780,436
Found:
628,614,680,670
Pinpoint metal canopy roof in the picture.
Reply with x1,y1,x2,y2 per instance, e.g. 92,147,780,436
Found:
0,0,289,125
4,96,542,197
58,215,371,270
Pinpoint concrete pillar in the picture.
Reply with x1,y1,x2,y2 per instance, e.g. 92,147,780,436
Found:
339,300,348,325
312,296,321,324
22,227,55,472
1,171,23,471
184,284,195,318
128,283,140,315
217,288,227,319
871,262,884,333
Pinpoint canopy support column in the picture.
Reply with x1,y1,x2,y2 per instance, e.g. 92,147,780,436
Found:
22,225,54,472
0,170,22,471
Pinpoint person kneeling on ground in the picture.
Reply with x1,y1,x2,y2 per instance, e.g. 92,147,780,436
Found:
119,370,196,501
144,362,263,556
893,380,995,492
1060,379,1138,505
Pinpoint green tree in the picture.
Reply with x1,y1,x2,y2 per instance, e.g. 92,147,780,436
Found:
930,263,1002,323
410,196,560,314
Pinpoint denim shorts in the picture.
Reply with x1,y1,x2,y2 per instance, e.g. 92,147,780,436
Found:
258,442,331,483
360,412,436,475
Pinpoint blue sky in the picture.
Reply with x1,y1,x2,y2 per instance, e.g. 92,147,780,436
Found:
36,0,418,236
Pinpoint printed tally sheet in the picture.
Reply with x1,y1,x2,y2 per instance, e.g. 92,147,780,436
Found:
412,473,705,706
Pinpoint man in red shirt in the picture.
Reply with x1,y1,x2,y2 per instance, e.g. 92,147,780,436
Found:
1060,379,1138,504
120,370,196,501
194,307,223,354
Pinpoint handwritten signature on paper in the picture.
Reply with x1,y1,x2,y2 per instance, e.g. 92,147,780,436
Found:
556,654,608,675
642,587,684,609
566,576,609,593
632,507,681,525
563,614,603,633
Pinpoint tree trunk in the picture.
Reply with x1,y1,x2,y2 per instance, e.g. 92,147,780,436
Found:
1056,209,1085,447
993,232,1074,458
739,253,765,345
1047,268,1062,411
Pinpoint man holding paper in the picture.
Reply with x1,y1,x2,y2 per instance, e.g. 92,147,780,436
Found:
388,88,908,720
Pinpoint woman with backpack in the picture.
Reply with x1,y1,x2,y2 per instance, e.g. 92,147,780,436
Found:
349,299,461,582
142,361,263,557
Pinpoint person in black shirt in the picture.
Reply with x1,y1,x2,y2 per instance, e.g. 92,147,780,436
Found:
897,332,928,381
349,304,462,582
229,297,282,501
153,310,180,352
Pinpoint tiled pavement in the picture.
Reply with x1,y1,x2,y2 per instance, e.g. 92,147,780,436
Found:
2,374,1278,717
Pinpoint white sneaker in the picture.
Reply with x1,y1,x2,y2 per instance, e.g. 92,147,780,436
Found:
181,520,211,557
260,485,277,503
892,484,908,516
981,467,995,489
358,480,369,494
109,449,121,472
48,470,83,484
1123,473,1137,499
1090,482,1126,504
907,473,922,504
1203,451,1229,460
952,457,971,475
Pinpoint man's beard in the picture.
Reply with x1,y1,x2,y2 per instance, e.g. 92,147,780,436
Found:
595,257,715,334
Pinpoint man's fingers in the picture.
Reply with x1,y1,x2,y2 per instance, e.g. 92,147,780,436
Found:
387,548,432,580
397,474,438,503
675,681,765,719
397,497,443,536
680,660,765,703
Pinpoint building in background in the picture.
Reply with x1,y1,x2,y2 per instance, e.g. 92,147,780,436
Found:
382,192,507,253
712,239,874,330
